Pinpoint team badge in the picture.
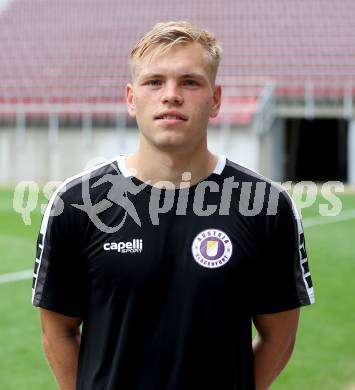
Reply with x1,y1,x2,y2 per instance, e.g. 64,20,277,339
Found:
191,229,233,268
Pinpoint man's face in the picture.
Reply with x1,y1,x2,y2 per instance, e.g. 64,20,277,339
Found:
126,42,221,151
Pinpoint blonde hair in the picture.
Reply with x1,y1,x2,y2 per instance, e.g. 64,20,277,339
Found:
129,21,223,80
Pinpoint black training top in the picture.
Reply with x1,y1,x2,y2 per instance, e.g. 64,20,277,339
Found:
32,155,314,390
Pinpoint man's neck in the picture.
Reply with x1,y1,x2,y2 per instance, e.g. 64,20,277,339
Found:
126,145,219,188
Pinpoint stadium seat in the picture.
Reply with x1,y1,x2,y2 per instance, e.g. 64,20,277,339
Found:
0,0,354,124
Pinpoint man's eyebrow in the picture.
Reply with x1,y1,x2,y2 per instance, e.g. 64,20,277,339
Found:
179,73,207,80
139,73,164,80
139,72,206,80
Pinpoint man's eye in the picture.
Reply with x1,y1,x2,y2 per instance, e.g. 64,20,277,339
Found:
183,79,198,86
147,80,161,86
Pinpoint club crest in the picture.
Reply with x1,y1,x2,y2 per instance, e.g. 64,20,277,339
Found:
191,229,233,268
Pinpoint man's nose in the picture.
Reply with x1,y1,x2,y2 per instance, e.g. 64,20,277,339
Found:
161,82,183,105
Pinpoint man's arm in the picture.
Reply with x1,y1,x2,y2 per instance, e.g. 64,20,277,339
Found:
40,308,82,390
252,307,300,390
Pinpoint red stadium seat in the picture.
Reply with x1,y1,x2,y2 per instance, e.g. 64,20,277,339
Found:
0,0,354,123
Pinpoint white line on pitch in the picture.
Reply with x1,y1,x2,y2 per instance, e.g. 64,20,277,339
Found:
303,209,355,228
0,269,32,284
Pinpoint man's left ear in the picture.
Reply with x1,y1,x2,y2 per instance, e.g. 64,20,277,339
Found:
125,83,136,118
210,84,222,118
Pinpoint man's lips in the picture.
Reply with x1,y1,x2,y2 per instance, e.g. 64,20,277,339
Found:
154,111,188,121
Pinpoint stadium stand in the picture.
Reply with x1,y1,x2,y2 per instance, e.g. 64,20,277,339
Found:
1,0,355,126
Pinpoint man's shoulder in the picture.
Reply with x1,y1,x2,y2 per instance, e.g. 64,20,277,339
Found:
54,157,121,203
223,158,296,216
224,158,289,192
225,158,274,185
39,157,125,234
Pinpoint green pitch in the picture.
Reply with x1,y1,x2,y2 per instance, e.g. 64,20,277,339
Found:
0,187,354,389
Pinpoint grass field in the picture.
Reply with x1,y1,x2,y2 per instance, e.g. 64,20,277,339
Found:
0,186,354,389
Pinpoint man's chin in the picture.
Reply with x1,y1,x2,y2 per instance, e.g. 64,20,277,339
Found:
152,135,188,150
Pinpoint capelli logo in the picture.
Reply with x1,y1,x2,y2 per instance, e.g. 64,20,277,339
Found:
103,239,143,253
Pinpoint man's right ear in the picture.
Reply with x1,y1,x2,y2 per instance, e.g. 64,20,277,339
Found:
125,83,136,118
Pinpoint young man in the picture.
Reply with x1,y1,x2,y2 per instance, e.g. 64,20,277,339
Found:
32,21,314,390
